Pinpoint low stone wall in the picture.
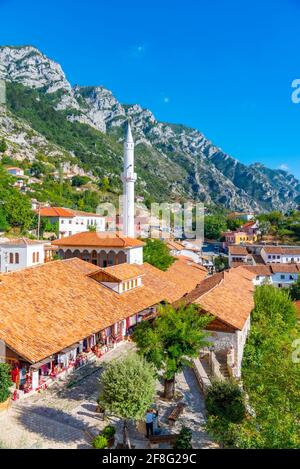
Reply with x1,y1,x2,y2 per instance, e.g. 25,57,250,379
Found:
192,358,211,393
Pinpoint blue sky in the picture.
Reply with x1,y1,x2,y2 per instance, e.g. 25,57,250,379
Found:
1,0,300,177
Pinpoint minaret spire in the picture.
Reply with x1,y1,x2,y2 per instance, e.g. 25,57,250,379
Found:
122,120,136,237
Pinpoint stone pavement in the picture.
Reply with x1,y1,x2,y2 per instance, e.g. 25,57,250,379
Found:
0,342,215,449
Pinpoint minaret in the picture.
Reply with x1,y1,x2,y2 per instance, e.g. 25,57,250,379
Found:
122,121,136,237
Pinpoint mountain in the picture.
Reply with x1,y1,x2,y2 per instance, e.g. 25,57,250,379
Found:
1,45,300,212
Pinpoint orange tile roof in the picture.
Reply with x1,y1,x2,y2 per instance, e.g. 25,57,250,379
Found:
242,265,272,276
99,264,143,281
263,246,300,255
52,231,145,248
176,267,255,330
166,240,185,251
39,207,75,217
270,264,300,274
229,245,249,255
0,257,206,364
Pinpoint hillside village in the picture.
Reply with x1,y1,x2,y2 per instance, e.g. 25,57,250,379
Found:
0,121,299,450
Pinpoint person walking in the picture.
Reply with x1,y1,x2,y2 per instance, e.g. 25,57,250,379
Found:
145,409,154,438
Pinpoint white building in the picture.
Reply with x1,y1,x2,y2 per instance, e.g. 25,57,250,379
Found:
0,238,45,273
261,246,300,264
38,207,105,239
241,264,300,289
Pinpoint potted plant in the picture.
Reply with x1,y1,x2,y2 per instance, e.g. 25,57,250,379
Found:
92,434,108,449
102,424,116,447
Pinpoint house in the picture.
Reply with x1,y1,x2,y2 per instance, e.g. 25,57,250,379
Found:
223,231,258,246
0,257,207,399
269,264,300,288
242,220,260,236
174,266,256,378
228,245,254,266
0,238,45,273
38,207,105,238
52,231,145,266
6,166,24,177
261,246,300,264
240,264,300,289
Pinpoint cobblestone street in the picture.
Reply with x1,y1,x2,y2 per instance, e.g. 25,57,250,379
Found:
0,342,214,449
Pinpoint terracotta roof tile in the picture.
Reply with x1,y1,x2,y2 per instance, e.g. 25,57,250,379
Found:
175,267,255,330
52,231,145,248
0,257,206,363
229,245,249,255
263,246,300,255
99,264,143,281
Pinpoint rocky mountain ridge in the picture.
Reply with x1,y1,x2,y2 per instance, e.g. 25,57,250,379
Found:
1,45,299,211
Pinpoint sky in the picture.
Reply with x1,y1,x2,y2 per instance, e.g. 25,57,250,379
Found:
0,0,300,177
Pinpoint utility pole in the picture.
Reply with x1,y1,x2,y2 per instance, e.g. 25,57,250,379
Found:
37,203,41,240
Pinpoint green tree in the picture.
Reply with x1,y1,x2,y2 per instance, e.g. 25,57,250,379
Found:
133,303,212,399
98,353,156,448
0,209,9,232
205,380,246,423
1,192,33,231
0,138,7,153
143,238,175,271
0,363,12,403
71,175,90,187
289,275,300,301
213,255,229,272
204,215,227,240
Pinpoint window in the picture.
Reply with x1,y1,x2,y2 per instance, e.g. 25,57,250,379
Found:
36,252,39,263
277,256,280,259
15,252,19,264
32,252,36,263
290,275,294,280
9,252,14,264
69,219,72,224
268,255,272,259
61,219,64,224
280,275,285,280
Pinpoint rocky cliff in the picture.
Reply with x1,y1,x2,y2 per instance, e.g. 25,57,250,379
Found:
1,45,299,211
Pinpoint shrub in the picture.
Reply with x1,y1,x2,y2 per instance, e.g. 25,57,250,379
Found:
205,380,245,423
0,363,12,403
102,425,116,439
92,435,108,449
173,426,193,449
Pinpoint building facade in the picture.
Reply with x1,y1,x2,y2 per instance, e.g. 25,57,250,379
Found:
0,238,45,273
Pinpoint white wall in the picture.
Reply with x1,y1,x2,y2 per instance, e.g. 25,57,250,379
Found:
261,248,300,264
127,246,143,265
55,216,105,238
0,243,44,272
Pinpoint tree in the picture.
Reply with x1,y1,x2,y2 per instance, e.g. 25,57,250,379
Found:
0,191,34,231
133,303,212,399
289,275,300,301
213,255,229,272
204,215,227,240
0,138,7,153
98,353,156,448
205,380,245,423
0,363,12,403
0,209,9,232
143,238,175,271
71,175,90,187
